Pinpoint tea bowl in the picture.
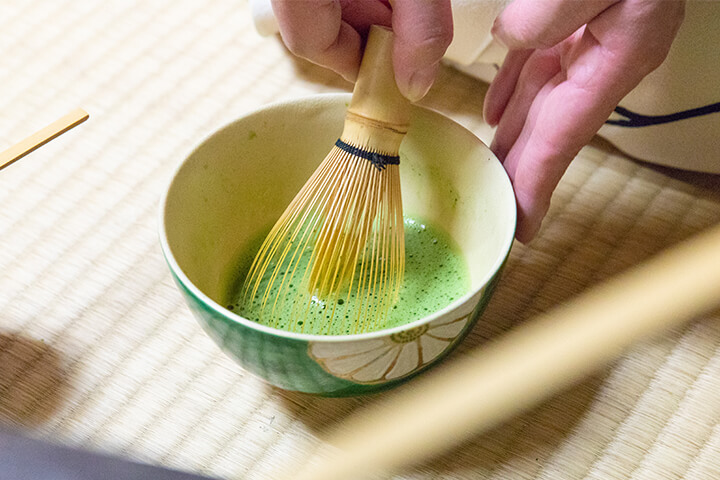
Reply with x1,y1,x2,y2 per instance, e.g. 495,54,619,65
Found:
159,93,516,396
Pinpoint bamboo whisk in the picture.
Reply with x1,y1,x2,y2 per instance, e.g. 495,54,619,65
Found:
241,26,411,334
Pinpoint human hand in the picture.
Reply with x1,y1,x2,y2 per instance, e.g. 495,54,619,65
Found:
270,0,453,101
484,0,685,243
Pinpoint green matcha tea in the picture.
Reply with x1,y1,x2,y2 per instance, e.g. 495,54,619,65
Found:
226,217,470,335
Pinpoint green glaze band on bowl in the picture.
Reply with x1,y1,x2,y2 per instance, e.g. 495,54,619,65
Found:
159,93,516,396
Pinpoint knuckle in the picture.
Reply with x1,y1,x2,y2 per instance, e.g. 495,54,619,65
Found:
281,29,330,59
273,0,340,59
510,22,556,50
415,25,453,60
280,31,306,55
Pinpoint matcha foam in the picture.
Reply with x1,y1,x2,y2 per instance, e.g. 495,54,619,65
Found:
227,217,470,335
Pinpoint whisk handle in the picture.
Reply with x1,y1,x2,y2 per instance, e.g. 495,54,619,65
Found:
346,25,411,137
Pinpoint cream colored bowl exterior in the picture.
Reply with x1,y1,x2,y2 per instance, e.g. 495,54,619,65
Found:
160,94,516,396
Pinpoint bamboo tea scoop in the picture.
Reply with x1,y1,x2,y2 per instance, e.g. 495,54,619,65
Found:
0,108,89,171
289,222,720,480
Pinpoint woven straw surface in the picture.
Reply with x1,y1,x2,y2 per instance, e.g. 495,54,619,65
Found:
1,1,719,479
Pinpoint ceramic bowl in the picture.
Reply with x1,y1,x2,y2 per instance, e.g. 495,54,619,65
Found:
159,93,516,396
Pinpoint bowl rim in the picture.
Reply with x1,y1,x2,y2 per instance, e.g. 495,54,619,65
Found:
158,92,516,343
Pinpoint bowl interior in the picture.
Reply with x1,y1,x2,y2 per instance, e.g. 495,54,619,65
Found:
162,94,515,332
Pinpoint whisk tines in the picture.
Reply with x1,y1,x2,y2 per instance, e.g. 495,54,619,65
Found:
241,25,410,334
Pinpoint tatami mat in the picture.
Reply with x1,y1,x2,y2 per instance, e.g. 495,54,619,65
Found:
1,1,719,479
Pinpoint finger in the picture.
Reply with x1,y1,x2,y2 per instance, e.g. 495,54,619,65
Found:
391,0,454,101
505,57,621,242
338,0,392,36
492,0,618,50
271,0,362,81
489,48,560,164
483,48,533,127
502,76,569,243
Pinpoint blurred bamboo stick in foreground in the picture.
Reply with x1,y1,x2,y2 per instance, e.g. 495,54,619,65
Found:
290,222,720,480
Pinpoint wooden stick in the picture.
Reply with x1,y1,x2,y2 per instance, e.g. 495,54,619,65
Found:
291,222,720,480
0,108,89,171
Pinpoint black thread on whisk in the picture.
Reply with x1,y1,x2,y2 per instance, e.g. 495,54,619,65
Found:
335,139,400,171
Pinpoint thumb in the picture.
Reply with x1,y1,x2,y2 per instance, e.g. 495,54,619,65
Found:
391,0,453,102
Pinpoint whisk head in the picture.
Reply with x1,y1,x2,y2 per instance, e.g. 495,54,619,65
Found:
240,24,410,335
240,138,405,335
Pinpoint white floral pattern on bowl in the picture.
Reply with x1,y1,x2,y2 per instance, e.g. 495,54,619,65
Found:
308,315,471,384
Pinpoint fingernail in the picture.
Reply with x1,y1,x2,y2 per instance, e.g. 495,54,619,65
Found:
484,87,499,127
516,218,541,244
486,107,499,127
403,63,438,103
490,18,508,49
